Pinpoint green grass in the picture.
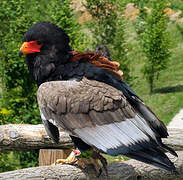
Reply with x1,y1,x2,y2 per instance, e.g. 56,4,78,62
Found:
103,154,130,164
127,21,183,125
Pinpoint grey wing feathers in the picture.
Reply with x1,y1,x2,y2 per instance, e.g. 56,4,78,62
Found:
135,98,168,138
37,77,135,129
37,77,161,155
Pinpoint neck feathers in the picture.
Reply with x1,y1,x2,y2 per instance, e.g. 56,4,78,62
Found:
26,50,123,86
26,50,72,86
70,51,123,80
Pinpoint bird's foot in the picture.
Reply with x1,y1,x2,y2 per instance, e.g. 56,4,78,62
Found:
91,149,109,178
74,149,102,176
52,149,103,177
76,157,102,176
52,149,80,165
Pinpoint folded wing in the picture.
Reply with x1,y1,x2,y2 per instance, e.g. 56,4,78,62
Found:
37,77,177,173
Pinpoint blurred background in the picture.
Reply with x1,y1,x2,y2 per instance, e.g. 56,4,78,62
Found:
0,0,183,172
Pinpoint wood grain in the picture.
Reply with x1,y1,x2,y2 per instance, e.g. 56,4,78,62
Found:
39,149,72,166
0,124,182,152
0,124,73,152
0,151,182,180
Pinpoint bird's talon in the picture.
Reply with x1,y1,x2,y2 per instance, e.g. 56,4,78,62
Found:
52,150,77,166
96,168,102,177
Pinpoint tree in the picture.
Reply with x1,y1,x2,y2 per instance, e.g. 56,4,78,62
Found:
134,0,171,93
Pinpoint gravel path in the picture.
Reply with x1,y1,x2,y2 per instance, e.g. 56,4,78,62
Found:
168,109,183,129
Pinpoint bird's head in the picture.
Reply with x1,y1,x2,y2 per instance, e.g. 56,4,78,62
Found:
19,22,72,62
19,22,73,85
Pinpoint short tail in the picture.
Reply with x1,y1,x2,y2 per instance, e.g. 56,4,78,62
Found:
125,147,178,174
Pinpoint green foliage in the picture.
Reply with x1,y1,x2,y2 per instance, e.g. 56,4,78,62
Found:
0,0,41,173
46,0,86,51
0,151,39,173
176,23,183,37
169,0,183,17
0,152,20,173
0,0,84,173
84,0,117,46
0,0,40,125
135,0,171,93
129,21,183,125
84,0,131,81
111,15,130,81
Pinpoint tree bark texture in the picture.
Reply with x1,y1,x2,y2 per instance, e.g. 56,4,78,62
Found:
0,124,73,152
0,124,182,152
0,151,182,180
0,124,183,179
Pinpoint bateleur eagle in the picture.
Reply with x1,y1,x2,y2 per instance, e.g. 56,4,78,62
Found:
19,22,178,175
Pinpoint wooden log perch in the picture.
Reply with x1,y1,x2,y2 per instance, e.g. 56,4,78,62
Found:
0,124,73,152
0,151,183,180
0,124,183,151
0,124,183,179
162,128,183,151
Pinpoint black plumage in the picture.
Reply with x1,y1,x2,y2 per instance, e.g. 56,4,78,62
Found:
20,22,178,174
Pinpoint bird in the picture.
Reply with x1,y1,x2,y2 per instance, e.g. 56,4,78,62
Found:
19,21,178,177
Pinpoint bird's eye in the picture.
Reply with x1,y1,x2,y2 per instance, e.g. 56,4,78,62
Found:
37,41,42,45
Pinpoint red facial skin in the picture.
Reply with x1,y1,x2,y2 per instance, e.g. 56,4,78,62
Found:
19,41,42,55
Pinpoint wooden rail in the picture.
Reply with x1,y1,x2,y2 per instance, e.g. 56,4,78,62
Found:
0,124,183,151
0,151,182,180
0,124,73,152
0,124,183,179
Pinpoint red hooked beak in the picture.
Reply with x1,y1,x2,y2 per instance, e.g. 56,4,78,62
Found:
19,41,42,57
